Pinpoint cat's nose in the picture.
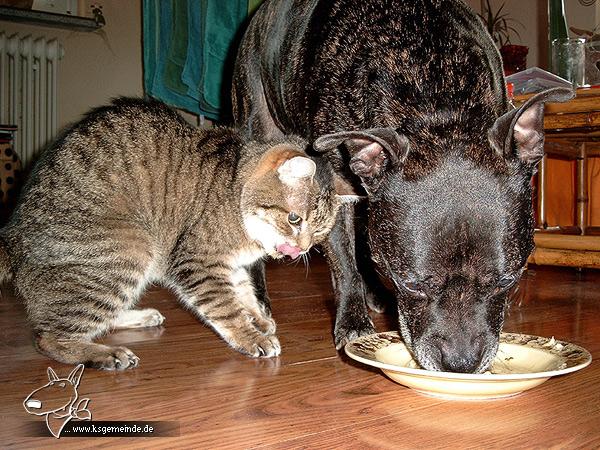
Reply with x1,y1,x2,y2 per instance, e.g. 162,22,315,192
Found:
298,235,313,252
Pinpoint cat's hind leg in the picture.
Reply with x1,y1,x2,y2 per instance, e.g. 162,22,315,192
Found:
22,262,149,370
35,333,139,370
112,308,165,329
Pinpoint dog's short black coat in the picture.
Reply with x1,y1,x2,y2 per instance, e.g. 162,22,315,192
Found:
232,0,573,372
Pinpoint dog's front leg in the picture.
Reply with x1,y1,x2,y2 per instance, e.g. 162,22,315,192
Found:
323,202,376,349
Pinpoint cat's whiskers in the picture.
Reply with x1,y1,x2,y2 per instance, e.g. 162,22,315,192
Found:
302,252,311,278
284,256,299,267
292,255,303,267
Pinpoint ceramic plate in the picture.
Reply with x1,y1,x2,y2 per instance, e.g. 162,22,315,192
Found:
345,331,592,400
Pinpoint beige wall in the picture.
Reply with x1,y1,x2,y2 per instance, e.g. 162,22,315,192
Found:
0,0,143,130
463,0,544,68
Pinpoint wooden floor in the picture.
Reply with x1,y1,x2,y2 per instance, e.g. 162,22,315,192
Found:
2,255,600,449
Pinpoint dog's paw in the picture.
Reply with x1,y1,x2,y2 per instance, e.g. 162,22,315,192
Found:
334,318,376,350
365,290,387,314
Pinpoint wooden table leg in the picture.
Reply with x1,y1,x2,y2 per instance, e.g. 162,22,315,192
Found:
577,143,588,236
538,154,547,229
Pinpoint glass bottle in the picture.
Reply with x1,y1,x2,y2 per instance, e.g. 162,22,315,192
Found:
548,0,569,69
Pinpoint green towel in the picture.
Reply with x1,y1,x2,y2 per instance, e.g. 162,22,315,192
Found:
143,0,265,121
163,0,190,96
198,0,248,118
143,0,203,116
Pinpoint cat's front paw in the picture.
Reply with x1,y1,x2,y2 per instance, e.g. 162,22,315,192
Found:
250,314,277,335
235,334,281,358
251,334,281,357
242,306,276,335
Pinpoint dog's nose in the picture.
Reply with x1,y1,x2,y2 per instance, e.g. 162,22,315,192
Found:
437,334,485,373
26,399,42,409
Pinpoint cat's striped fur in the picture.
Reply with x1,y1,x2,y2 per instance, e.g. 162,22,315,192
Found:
0,98,342,369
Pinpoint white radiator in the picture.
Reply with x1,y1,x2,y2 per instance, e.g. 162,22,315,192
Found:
0,32,64,169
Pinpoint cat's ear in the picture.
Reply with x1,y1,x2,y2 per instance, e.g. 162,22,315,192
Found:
277,156,316,185
313,128,409,191
488,87,574,165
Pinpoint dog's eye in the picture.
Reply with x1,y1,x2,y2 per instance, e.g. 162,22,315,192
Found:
495,275,517,293
400,281,428,299
288,212,302,225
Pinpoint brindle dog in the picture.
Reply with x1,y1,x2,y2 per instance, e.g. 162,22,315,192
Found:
232,0,573,372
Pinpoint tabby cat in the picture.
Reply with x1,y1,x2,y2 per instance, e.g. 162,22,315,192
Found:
0,98,346,370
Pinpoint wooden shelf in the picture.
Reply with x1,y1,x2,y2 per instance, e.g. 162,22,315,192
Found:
0,6,101,32
535,233,600,251
529,247,600,268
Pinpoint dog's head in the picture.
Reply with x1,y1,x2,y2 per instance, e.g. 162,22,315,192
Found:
314,87,573,373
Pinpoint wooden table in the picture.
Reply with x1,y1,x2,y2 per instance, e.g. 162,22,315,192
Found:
516,89,600,268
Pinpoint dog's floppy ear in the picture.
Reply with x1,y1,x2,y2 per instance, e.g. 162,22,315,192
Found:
489,87,574,165
313,128,409,190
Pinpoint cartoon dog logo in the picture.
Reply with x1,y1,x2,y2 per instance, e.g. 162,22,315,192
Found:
23,364,92,438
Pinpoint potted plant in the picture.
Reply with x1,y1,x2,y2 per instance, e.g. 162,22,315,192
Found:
479,0,528,75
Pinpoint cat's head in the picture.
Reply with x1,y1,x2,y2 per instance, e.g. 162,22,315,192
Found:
241,142,349,259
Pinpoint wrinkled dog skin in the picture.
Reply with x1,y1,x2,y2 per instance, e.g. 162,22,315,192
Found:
233,0,574,372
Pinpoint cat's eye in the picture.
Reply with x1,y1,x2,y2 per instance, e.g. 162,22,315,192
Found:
288,212,302,225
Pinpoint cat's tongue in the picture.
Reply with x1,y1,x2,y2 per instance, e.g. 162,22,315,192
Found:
277,243,301,259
